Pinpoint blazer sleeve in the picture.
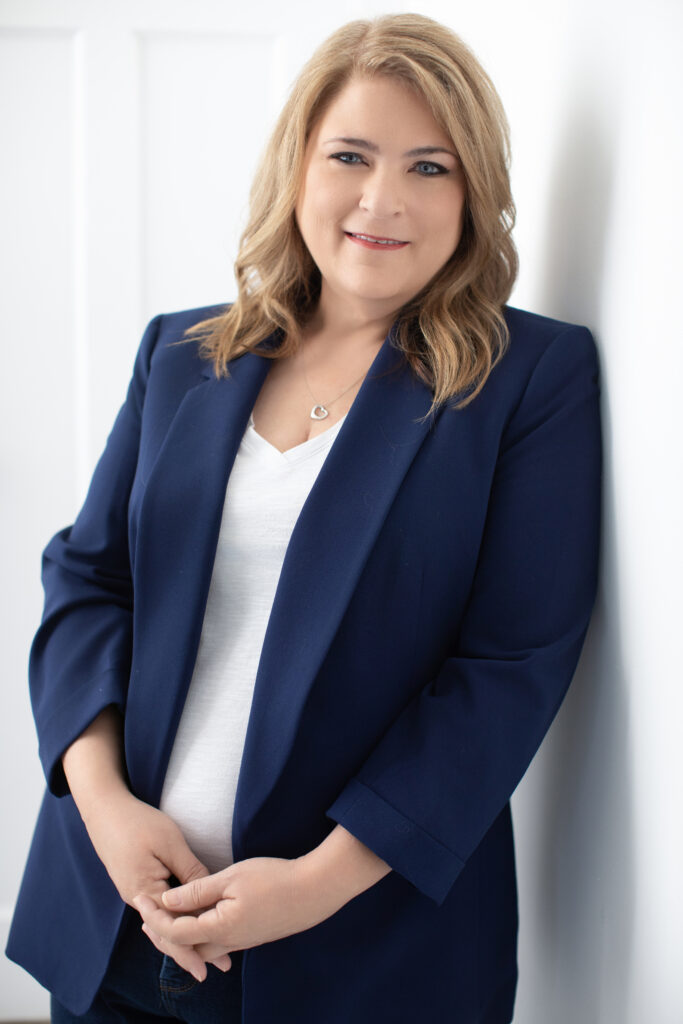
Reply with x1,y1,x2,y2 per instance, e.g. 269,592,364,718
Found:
29,313,163,798
326,325,603,906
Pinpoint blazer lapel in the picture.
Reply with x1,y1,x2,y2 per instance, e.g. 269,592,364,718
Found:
232,329,438,852
127,340,274,801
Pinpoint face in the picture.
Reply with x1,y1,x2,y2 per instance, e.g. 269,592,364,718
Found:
295,74,467,322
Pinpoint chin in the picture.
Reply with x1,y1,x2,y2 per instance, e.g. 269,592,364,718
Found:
345,291,406,308
337,277,408,304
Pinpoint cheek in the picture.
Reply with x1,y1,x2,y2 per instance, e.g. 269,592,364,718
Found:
307,169,352,219
430,196,466,253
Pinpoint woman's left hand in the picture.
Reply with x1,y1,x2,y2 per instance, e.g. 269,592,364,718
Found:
133,855,344,973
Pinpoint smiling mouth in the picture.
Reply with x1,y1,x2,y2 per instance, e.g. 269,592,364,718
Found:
344,231,409,248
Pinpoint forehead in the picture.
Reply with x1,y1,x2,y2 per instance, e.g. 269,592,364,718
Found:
311,75,452,147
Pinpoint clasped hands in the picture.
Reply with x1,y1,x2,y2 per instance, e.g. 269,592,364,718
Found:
66,711,387,982
78,787,357,985
133,854,339,982
77,777,389,983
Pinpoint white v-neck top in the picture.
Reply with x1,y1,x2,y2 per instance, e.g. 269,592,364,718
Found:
159,409,347,872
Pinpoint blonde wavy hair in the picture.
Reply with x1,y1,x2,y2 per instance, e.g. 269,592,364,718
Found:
184,12,518,415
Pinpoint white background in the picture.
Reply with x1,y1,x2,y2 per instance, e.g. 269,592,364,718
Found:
1,0,682,1020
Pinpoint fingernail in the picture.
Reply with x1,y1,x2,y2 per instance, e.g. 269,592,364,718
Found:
163,890,180,907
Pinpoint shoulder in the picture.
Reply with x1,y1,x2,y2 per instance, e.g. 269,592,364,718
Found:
445,305,601,443
503,305,597,364
153,300,231,349
492,306,601,450
126,302,232,418
143,300,231,377
491,305,600,400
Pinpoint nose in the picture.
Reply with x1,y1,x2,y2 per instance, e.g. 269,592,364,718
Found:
358,166,406,219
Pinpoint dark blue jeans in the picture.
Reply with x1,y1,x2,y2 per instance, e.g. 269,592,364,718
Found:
50,907,243,1023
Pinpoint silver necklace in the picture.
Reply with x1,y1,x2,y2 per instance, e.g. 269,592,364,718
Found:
301,356,368,420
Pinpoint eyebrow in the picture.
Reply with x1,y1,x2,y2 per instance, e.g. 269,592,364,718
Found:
323,136,458,159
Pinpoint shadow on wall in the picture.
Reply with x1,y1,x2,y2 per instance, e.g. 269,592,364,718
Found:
527,58,635,1024
537,62,615,328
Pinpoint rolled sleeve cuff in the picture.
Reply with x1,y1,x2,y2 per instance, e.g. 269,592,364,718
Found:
326,777,464,906
37,664,128,798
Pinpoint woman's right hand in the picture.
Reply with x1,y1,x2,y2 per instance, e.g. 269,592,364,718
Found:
80,788,231,980
80,787,207,908
61,707,230,979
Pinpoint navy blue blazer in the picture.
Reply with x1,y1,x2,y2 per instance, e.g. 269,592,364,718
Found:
7,303,602,1022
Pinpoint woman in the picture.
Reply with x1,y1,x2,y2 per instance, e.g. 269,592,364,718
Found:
7,12,602,1024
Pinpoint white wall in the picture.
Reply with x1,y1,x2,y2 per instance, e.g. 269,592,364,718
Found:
1,0,681,1020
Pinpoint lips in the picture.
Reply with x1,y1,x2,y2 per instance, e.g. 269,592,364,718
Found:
344,231,409,249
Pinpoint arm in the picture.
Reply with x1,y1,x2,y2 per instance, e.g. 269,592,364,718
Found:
30,314,162,796
61,704,209,908
60,680,222,986
325,325,602,905
135,824,391,965
296,823,392,906
61,705,128,814
30,315,223,979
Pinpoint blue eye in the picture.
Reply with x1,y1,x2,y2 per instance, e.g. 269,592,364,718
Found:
330,152,366,165
413,161,448,176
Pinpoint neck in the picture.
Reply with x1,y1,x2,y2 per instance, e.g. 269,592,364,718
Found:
303,287,399,353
